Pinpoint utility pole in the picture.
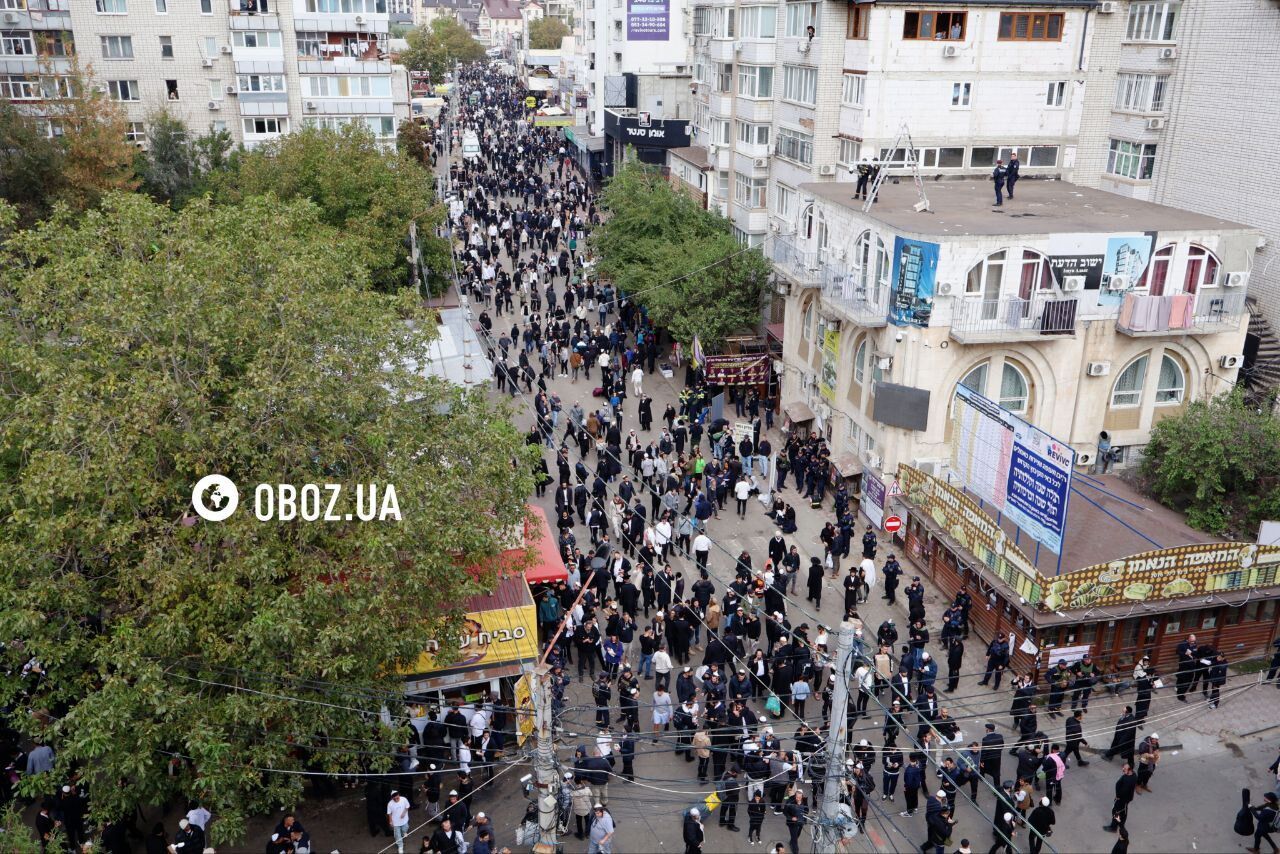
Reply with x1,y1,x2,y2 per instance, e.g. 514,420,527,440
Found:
531,663,560,853
816,621,859,854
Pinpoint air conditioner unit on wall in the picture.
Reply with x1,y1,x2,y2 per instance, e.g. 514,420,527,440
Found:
1146,117,1166,130
818,164,837,176
208,100,220,110
202,57,214,67
1063,275,1085,292
1226,271,1249,288
306,100,318,110
2,11,18,23
1220,354,1244,369
753,157,768,169
942,44,959,58
1159,46,1178,60
1075,450,1095,466
1087,361,1110,377
935,281,955,296
220,44,233,54
225,84,237,95
1106,274,1129,291
1098,0,1117,13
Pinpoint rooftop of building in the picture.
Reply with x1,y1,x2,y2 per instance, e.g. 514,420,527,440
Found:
482,0,521,18
799,178,1254,238
670,145,711,170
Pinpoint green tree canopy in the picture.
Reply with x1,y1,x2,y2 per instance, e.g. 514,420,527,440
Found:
214,123,448,291
1139,390,1280,535
0,192,534,842
137,112,233,207
400,18,487,81
528,17,571,49
591,159,771,348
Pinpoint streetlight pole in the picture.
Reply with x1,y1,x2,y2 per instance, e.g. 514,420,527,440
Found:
815,621,858,854
531,663,560,853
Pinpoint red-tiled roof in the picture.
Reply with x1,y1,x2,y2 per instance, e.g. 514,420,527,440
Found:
483,0,521,18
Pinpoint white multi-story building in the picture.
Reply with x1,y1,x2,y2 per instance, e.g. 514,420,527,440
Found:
1073,0,1280,397
772,177,1257,483
673,0,1095,245
1,0,407,149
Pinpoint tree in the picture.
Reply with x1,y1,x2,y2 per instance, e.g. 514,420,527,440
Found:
400,18,487,82
214,123,449,291
528,17,571,50
397,118,434,166
0,103,66,227
43,61,139,211
591,159,771,348
1139,390,1280,535
0,192,535,843
138,113,235,207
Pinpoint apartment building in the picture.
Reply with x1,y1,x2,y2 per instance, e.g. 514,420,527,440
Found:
771,177,1256,484
1,0,408,149
673,0,1095,245
1073,0,1280,395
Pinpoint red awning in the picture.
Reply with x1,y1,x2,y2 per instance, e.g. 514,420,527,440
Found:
524,505,567,585
766,322,784,342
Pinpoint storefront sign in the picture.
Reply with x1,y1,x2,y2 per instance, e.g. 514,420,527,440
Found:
407,604,538,675
702,353,769,386
514,671,535,745
1041,542,1280,611
534,114,574,127
861,468,885,529
899,465,1042,604
604,110,693,148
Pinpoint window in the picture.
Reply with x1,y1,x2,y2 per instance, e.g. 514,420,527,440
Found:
1028,145,1058,167
716,170,729,200
713,61,731,92
244,117,287,135
204,36,217,57
737,64,773,98
296,31,324,57
1184,244,1220,293
305,115,396,137
1019,250,1055,296
305,0,386,11
1155,353,1185,404
1137,244,1173,294
776,126,814,165
1107,139,1157,180
233,31,282,48
902,10,965,40
39,76,73,98
303,75,392,97
238,74,285,92
950,81,971,107
784,3,816,37
200,0,211,12
1,30,34,56
155,0,166,9
997,12,1064,41
0,74,38,99
1111,355,1149,408
838,138,861,167
775,183,796,219
735,120,769,147
734,172,766,209
854,339,868,384
165,79,178,100
1045,81,1065,107
848,2,870,39
782,65,817,105
37,30,74,57
95,0,126,12
842,73,865,107
107,79,140,101
965,250,1005,297
211,120,227,134
125,121,146,144
802,300,814,341
159,35,173,58
207,78,222,99
879,146,962,168
1114,73,1169,113
100,35,133,59
1000,363,1029,414
739,6,775,38
853,231,889,299
1127,1,1179,41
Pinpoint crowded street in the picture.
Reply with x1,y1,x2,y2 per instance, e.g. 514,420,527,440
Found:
212,63,1280,854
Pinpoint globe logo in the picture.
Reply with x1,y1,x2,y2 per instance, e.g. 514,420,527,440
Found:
191,474,240,522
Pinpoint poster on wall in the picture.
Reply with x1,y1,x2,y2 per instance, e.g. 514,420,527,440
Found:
889,237,939,328
861,467,886,529
1098,233,1155,305
1047,233,1107,291
627,0,670,40
820,328,840,402
950,384,1075,554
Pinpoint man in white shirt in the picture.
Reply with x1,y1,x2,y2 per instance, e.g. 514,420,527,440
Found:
185,802,211,833
386,790,411,854
734,476,752,518
692,532,712,570
631,365,644,397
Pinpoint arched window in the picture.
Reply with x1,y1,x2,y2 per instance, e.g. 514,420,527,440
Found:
1000,362,1030,414
1018,250,1055,299
965,250,1006,299
1183,244,1220,294
853,231,891,299
802,299,815,341
1111,355,1149,408
853,338,868,385
1137,244,1174,295
801,204,816,240
960,363,988,392
1155,353,1186,404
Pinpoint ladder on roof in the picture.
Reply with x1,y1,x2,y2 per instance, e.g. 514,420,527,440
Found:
863,122,930,213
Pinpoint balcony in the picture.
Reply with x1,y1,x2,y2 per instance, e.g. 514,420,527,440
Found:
820,263,887,327
949,294,1079,344
768,237,821,288
1116,290,1247,337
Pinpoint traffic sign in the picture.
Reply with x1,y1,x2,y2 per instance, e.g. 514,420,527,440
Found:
887,479,902,498
524,96,536,109
883,515,903,534
703,792,721,813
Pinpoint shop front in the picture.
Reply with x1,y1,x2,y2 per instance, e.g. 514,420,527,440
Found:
602,108,692,177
